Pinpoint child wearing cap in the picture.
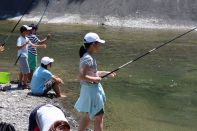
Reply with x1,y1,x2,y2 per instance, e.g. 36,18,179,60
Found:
28,23,51,81
30,56,64,97
74,32,116,131
16,25,46,89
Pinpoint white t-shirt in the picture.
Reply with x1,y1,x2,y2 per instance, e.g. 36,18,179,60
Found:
36,104,69,131
16,36,32,57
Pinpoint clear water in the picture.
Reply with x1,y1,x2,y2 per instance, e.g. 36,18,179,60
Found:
1,21,197,131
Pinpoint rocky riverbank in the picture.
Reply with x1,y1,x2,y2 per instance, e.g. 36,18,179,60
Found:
0,86,78,131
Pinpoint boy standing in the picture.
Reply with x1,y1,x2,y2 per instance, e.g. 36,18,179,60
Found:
28,24,51,81
16,25,46,89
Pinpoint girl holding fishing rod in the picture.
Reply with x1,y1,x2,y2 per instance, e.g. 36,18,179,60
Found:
75,32,116,131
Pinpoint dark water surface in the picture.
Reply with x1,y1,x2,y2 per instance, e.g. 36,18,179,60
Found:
1,21,197,131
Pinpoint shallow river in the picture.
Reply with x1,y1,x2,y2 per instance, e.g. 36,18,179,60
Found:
0,21,197,131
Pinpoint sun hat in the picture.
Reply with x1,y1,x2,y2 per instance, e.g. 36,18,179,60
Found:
20,25,32,33
84,32,105,44
41,57,54,65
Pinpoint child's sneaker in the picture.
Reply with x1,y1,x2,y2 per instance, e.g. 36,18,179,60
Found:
17,82,23,89
0,84,11,91
22,84,30,90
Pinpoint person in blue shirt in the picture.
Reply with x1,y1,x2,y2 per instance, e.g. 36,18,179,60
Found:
31,56,64,97
74,32,116,131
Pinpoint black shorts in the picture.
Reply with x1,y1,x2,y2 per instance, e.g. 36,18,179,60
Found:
95,108,104,116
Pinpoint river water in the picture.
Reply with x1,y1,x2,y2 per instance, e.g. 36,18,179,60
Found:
0,20,197,131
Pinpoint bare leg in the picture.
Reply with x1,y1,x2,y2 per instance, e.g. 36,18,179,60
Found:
52,82,61,97
23,74,28,85
28,70,34,82
19,72,23,83
78,113,90,131
94,114,104,131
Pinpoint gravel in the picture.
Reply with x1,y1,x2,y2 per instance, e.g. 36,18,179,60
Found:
0,86,78,131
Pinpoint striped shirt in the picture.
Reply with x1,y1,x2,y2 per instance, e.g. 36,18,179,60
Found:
28,34,40,56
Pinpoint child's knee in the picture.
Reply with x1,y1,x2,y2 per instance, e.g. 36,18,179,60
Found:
94,115,103,123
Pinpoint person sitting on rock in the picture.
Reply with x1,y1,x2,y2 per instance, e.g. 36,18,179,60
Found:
28,104,70,131
30,56,64,97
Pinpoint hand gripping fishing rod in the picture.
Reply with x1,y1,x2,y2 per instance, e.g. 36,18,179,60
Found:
101,27,197,78
14,0,50,66
1,0,34,46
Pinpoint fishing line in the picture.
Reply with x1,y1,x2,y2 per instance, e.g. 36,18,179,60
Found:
102,27,197,78
14,0,50,65
1,0,34,46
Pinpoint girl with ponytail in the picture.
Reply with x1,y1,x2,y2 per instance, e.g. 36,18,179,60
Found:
79,42,91,58
75,32,116,131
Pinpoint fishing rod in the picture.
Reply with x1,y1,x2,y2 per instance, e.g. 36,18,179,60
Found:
101,27,197,78
14,0,50,66
14,54,22,66
1,0,34,46
37,0,49,28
